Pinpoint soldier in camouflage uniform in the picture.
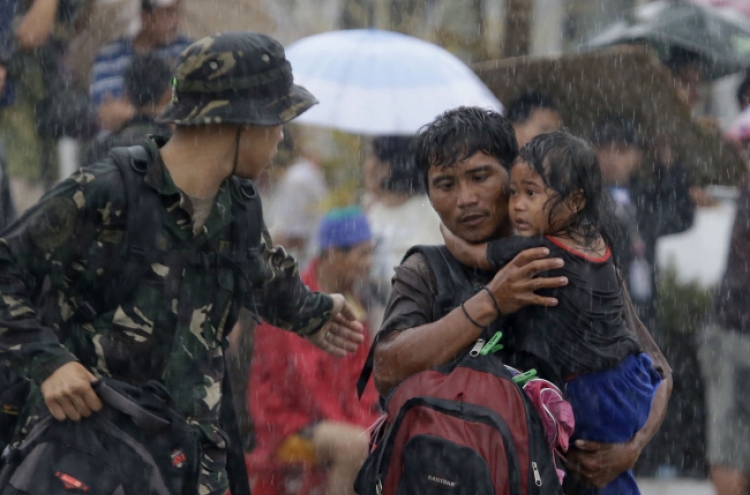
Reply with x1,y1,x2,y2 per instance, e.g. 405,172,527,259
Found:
0,31,364,495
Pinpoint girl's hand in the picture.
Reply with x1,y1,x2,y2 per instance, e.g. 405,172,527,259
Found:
440,224,493,271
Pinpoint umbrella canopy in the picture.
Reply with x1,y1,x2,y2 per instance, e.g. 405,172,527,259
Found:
727,105,750,141
580,0,750,80
285,29,503,135
691,0,750,19
474,45,746,185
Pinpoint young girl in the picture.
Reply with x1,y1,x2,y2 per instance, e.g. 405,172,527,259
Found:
444,131,661,495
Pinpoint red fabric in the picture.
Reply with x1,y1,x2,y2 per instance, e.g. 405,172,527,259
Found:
246,260,380,472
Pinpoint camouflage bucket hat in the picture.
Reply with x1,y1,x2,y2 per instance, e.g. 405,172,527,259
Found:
158,31,318,126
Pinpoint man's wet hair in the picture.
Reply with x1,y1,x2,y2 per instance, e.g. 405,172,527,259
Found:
371,135,423,194
506,91,558,125
519,131,621,267
415,106,518,193
124,54,173,109
590,115,644,149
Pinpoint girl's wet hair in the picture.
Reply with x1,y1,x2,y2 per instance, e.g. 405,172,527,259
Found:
518,131,621,264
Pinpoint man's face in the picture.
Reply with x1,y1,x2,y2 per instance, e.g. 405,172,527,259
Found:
513,108,562,148
141,4,181,45
328,241,374,288
596,142,644,186
428,151,511,244
235,125,284,180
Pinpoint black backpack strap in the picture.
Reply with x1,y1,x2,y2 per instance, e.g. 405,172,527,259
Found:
356,245,483,398
227,177,266,324
68,145,161,322
221,355,252,495
406,245,477,321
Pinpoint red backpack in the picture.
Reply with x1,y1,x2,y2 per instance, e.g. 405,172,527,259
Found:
355,246,562,495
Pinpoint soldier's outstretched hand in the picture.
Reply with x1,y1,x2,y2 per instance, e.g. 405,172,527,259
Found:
41,362,103,421
307,293,365,357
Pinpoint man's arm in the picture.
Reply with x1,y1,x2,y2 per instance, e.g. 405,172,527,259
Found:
250,227,363,356
635,161,695,241
0,165,120,419
373,248,567,395
565,376,672,488
14,0,58,51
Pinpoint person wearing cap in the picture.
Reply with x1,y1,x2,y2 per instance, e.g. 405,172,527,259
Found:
89,0,192,132
248,207,379,495
0,31,365,495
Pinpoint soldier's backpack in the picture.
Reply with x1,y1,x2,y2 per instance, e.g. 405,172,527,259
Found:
0,379,201,495
354,246,562,495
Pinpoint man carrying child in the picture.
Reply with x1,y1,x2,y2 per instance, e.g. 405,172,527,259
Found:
372,107,672,493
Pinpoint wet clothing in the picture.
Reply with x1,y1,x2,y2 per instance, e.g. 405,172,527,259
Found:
485,235,640,378
714,179,750,335
82,113,172,165
380,252,671,380
699,180,750,473
0,137,333,494
613,163,694,326
566,353,661,495
247,259,380,477
698,322,750,474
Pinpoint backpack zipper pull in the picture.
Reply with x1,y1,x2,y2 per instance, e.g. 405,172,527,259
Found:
532,462,542,486
469,338,485,357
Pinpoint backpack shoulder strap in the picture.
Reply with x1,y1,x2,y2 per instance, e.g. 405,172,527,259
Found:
69,145,159,321
404,245,476,321
356,245,478,398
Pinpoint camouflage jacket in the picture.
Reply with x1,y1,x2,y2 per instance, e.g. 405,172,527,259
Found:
82,114,173,166
0,137,332,493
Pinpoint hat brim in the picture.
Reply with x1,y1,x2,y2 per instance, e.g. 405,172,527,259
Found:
157,83,318,126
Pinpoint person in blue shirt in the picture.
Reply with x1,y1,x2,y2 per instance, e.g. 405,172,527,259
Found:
89,0,191,133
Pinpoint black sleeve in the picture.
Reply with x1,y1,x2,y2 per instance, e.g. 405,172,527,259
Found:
633,162,695,242
487,236,547,269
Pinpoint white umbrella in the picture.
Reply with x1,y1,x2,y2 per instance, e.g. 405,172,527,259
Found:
285,29,503,135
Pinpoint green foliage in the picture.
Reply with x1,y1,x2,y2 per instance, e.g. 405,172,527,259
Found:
656,264,714,336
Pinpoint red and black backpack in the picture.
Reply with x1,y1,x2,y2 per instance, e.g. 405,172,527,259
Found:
355,245,561,495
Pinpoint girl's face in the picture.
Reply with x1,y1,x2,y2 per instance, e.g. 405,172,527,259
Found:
508,160,576,237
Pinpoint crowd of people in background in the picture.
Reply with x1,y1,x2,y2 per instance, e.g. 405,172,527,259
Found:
2,2,750,495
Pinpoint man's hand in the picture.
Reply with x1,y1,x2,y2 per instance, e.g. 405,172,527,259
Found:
307,294,365,357
40,362,103,422
440,224,493,271
14,0,59,51
487,247,567,314
564,439,640,488
0,64,6,97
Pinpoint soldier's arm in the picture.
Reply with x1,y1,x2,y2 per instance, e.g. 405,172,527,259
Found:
0,164,116,386
250,226,333,336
